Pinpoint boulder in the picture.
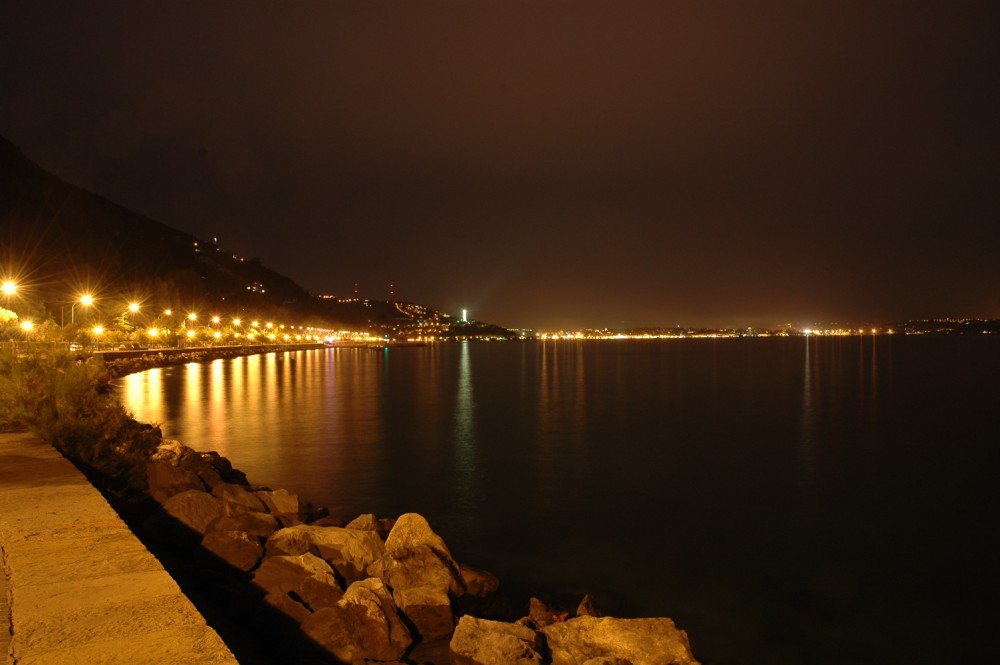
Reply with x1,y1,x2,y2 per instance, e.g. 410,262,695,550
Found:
151,439,188,464
188,462,225,490
300,578,412,662
264,591,312,625
577,594,603,618
297,573,345,611
201,530,264,572
145,460,205,503
207,512,281,540
457,563,501,615
460,563,501,599
392,584,454,641
346,513,394,539
541,616,699,665
346,513,380,531
266,524,385,582
178,450,248,490
378,513,465,597
144,489,227,545
529,597,555,628
252,553,341,598
300,501,330,523
213,482,268,512
255,488,300,516
449,616,544,665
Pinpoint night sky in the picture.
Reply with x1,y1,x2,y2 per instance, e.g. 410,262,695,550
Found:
3,1,998,329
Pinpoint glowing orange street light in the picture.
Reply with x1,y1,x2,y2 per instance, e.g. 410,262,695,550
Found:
128,302,140,313
232,318,241,326
2,280,16,296
20,320,34,332
71,294,94,324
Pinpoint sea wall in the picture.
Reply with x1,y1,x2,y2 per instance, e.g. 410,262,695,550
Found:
141,438,701,664
100,343,327,377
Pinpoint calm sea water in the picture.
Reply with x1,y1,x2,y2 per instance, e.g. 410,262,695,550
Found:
117,337,1000,665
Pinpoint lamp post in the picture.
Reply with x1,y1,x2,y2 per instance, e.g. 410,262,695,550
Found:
91,324,104,350
71,294,94,324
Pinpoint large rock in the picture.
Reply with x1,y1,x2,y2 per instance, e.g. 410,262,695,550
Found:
541,616,699,665
151,439,189,463
145,460,206,503
346,513,380,532
252,553,341,598
144,489,227,546
201,530,264,571
449,616,544,665
300,578,412,662
457,563,501,615
576,594,603,618
178,450,248,490
460,563,501,599
254,488,300,516
213,482,268,512
297,572,345,611
529,597,556,628
393,584,454,641
264,591,312,625
267,524,385,581
208,512,281,540
345,513,395,539
378,513,465,597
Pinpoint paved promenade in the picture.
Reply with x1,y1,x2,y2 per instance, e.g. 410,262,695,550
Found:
0,432,237,665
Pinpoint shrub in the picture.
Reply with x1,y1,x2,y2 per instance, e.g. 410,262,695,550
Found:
0,348,160,490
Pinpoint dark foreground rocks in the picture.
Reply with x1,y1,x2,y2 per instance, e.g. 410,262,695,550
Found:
143,439,700,664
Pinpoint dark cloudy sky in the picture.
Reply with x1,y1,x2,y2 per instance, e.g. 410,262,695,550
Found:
2,1,998,329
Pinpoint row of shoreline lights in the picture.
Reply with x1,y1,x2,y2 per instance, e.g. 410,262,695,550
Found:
1,283,349,342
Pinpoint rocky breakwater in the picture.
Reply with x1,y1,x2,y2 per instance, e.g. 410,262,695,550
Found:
142,439,700,664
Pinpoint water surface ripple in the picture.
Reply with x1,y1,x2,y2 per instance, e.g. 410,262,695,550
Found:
118,337,1000,664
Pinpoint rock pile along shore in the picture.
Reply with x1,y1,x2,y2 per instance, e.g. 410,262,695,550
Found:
142,438,700,664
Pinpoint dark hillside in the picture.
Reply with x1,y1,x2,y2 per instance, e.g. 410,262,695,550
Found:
0,136,312,316
1,136,511,338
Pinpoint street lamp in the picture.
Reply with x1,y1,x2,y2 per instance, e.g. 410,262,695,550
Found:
1,280,16,296
71,294,94,324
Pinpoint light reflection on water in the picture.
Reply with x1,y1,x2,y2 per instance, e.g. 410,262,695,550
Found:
117,338,1000,665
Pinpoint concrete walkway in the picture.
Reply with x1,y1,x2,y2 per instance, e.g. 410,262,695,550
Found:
0,432,237,665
